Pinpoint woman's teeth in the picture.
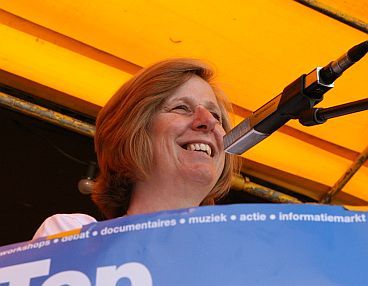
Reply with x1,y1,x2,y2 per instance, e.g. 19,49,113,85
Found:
186,143,212,157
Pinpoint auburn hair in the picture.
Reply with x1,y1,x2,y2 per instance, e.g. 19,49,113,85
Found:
92,58,239,219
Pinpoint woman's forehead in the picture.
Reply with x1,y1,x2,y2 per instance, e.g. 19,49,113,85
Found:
164,76,221,109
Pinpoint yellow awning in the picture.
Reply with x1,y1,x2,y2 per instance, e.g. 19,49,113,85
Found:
1,1,367,203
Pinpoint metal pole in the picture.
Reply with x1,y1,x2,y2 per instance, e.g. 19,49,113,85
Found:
320,144,368,204
232,174,302,204
0,91,95,137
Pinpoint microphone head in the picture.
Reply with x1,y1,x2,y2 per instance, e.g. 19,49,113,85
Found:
347,41,368,62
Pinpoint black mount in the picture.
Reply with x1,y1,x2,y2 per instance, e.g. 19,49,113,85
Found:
298,98,368,126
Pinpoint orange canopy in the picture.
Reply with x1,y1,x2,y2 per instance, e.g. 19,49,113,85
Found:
0,1,367,204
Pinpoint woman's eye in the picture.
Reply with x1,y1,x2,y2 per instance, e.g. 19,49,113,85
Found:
211,112,222,122
172,105,190,112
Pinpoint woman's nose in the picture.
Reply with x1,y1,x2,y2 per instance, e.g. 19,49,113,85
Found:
191,105,217,132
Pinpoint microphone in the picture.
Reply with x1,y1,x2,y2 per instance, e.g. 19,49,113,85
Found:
319,41,368,85
224,41,368,155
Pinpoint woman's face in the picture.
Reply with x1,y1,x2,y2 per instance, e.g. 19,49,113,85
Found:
149,75,226,194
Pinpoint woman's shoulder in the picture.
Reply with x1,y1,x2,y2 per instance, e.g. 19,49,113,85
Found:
33,213,97,239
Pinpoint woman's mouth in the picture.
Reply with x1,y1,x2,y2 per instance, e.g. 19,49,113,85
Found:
183,143,212,157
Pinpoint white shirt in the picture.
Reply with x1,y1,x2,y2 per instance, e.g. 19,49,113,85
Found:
33,213,97,239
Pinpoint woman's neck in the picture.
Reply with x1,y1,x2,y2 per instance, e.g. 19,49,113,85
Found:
126,178,210,216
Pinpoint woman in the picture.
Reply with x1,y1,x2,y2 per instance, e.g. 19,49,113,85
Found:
33,58,238,239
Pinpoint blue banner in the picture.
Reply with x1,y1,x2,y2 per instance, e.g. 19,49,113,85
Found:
1,204,368,285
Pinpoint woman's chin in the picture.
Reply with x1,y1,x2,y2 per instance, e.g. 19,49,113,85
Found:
181,167,218,189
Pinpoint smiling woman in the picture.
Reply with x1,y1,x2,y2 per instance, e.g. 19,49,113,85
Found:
131,76,227,214
33,58,240,238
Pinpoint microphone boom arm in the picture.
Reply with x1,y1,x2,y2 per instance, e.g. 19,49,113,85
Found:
224,69,332,154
